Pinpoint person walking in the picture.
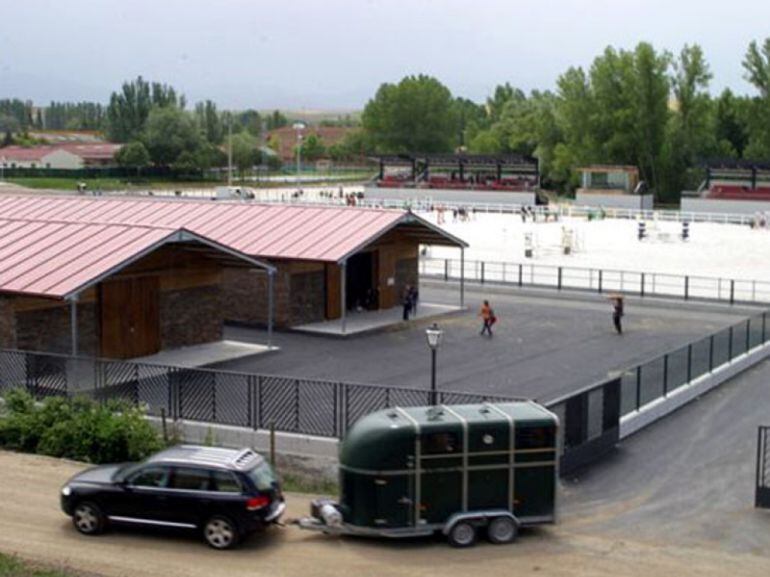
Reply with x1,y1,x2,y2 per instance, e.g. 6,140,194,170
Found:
479,300,495,337
402,285,413,321
409,286,419,316
610,295,624,334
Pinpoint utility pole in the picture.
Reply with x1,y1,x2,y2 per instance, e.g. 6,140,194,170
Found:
227,113,233,187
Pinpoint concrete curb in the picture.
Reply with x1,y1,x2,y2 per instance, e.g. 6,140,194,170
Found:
620,341,770,439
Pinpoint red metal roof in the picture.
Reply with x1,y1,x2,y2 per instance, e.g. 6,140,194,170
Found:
0,146,58,161
0,195,463,263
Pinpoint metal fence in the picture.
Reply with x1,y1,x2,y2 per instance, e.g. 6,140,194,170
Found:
757,426,770,508
618,312,768,419
421,256,770,304
1,310,767,476
0,350,514,439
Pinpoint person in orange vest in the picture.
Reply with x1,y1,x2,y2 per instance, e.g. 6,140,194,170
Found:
479,300,496,337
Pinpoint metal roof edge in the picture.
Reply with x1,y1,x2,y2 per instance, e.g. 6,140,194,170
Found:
61,227,275,300
334,210,468,264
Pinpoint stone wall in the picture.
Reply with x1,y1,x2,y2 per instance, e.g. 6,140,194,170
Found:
160,285,223,349
289,270,325,325
0,296,17,349
14,301,98,356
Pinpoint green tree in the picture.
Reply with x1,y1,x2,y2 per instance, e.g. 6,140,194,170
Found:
715,89,750,157
298,133,326,161
362,74,457,153
106,76,183,142
115,141,151,173
142,106,202,166
265,110,288,131
231,132,260,176
742,38,770,159
195,100,224,144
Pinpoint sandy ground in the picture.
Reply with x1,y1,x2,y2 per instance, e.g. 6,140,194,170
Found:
1,450,768,577
422,211,770,284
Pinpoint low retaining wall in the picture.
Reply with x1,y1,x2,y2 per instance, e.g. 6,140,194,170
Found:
682,197,770,216
364,185,536,206
575,192,654,210
620,340,770,438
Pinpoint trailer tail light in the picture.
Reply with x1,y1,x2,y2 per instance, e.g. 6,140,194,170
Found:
246,495,270,511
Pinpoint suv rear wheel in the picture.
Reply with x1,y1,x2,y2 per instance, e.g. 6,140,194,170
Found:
203,515,240,550
72,502,107,536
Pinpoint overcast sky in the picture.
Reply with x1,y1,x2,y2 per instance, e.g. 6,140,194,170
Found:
1,0,768,110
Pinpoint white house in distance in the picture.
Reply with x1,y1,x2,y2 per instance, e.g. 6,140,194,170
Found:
0,143,122,169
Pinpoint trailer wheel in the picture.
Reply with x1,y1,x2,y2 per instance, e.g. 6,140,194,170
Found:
447,521,477,548
487,516,518,544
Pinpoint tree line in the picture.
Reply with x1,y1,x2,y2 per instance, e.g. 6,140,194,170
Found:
360,39,770,202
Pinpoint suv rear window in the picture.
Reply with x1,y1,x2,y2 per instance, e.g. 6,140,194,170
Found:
171,467,212,491
247,461,277,491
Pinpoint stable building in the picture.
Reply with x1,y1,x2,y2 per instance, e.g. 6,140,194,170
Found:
0,195,466,357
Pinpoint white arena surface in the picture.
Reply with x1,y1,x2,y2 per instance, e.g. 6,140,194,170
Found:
416,209,770,302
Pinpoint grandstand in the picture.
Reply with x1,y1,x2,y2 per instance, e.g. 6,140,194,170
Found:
682,160,770,214
374,153,539,191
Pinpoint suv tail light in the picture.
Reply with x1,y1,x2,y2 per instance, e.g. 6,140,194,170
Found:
246,495,270,511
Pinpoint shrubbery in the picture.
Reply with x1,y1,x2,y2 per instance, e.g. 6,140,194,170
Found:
0,390,162,464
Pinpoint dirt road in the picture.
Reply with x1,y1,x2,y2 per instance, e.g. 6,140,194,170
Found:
0,451,768,577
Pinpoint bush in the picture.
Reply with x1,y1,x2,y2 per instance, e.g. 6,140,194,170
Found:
0,390,162,463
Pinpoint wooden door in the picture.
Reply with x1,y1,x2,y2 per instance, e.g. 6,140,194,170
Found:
100,276,160,359
325,264,341,320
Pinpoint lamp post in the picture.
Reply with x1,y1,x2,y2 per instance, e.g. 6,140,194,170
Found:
425,323,444,405
293,122,305,185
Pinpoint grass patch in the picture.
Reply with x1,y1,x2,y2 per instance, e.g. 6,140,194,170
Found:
0,553,80,577
279,471,338,496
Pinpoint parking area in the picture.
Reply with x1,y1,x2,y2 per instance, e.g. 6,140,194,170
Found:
217,282,759,403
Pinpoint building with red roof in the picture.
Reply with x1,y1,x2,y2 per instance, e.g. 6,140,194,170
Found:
0,194,465,359
0,143,122,169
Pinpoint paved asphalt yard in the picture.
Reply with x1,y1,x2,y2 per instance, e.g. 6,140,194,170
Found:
1,360,769,577
217,281,759,403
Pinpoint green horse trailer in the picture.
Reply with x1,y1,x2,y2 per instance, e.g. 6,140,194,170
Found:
299,401,559,547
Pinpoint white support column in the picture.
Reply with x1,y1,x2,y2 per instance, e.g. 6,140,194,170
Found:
69,296,78,356
341,260,347,334
267,270,275,348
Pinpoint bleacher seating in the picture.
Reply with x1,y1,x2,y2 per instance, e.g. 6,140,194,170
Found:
709,184,770,201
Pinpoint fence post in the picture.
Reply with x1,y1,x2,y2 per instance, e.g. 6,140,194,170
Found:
635,365,642,410
444,259,449,281
598,270,603,294
662,354,669,396
294,379,300,432
211,373,217,422
481,261,485,285
518,264,523,287
247,376,254,429
730,280,735,304
133,363,139,406
709,335,714,371
333,383,339,437
687,344,693,383
728,326,734,360
764,312,767,343
257,375,264,429
344,383,350,435
684,276,689,300
640,273,645,297
746,319,751,352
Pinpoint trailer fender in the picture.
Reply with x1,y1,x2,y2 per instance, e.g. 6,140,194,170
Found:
442,510,519,535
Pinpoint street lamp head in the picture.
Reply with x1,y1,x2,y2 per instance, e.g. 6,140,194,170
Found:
425,323,444,350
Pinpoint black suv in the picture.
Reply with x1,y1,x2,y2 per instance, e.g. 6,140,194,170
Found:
60,445,285,549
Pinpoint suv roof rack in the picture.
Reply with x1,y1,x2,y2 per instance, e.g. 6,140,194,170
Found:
149,445,262,470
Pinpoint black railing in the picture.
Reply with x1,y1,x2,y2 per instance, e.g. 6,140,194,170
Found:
421,256,770,305
2,309,767,477
757,426,770,509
